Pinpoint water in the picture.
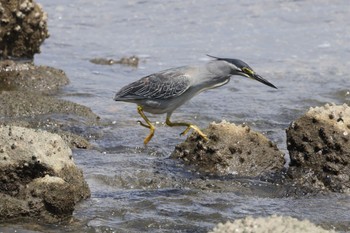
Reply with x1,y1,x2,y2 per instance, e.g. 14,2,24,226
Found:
3,0,350,232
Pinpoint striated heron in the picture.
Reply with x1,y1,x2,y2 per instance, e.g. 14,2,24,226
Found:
114,55,277,144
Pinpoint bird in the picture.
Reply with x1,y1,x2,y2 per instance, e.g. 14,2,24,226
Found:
114,55,277,144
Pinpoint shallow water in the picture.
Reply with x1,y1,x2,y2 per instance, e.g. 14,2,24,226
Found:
3,0,350,232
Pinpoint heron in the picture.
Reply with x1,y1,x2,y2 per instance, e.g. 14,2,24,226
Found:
114,55,277,144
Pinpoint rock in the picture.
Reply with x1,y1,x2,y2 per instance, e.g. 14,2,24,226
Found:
0,59,98,149
0,91,99,148
0,0,49,59
209,215,334,233
286,103,350,193
0,91,98,119
0,60,69,93
0,125,90,222
90,55,139,67
171,121,284,177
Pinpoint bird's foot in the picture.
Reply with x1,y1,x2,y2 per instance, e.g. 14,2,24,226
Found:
180,126,191,136
136,105,156,144
143,132,154,144
137,120,150,129
143,125,155,144
180,125,208,141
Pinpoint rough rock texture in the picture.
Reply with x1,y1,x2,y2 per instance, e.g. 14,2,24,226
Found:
0,91,97,119
209,215,334,233
286,103,350,193
0,91,99,148
171,121,284,177
0,125,90,222
0,0,49,58
0,60,69,93
0,59,99,148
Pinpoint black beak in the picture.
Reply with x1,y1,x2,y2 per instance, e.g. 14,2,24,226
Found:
251,73,277,89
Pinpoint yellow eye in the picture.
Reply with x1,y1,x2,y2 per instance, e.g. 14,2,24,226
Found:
242,67,254,76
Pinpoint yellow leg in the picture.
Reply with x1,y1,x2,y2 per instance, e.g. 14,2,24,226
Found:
137,105,155,144
165,116,208,141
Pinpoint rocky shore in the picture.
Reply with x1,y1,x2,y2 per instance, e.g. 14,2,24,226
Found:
0,1,349,232
0,0,96,223
172,104,350,197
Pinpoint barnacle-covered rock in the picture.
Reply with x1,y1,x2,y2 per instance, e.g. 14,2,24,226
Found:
172,120,284,177
286,103,350,193
0,0,49,58
0,125,90,222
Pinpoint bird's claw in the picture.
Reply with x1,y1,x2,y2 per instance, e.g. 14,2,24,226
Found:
180,126,208,141
180,127,191,136
137,120,151,129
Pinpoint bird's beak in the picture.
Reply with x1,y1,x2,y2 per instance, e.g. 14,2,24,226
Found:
250,73,277,89
241,67,277,89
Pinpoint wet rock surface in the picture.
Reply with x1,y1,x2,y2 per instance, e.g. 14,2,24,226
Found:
0,1,99,223
0,90,99,148
209,215,335,233
0,59,100,148
0,0,49,59
0,90,97,119
171,121,285,177
286,103,350,193
0,125,90,222
0,60,68,93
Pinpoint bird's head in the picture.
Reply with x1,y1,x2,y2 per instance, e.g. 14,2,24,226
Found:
207,55,277,89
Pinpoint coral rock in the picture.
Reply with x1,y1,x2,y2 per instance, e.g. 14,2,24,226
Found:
172,120,284,177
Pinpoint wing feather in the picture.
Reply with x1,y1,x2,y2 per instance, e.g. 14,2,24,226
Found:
115,67,191,100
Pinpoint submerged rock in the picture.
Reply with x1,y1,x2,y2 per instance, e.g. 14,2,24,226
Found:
0,0,49,58
90,55,139,67
171,121,284,177
286,103,350,193
209,215,334,233
0,125,90,222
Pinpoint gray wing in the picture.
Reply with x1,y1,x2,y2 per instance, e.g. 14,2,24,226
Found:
115,67,191,100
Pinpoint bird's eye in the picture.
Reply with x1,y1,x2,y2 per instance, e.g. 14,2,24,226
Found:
242,67,254,76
